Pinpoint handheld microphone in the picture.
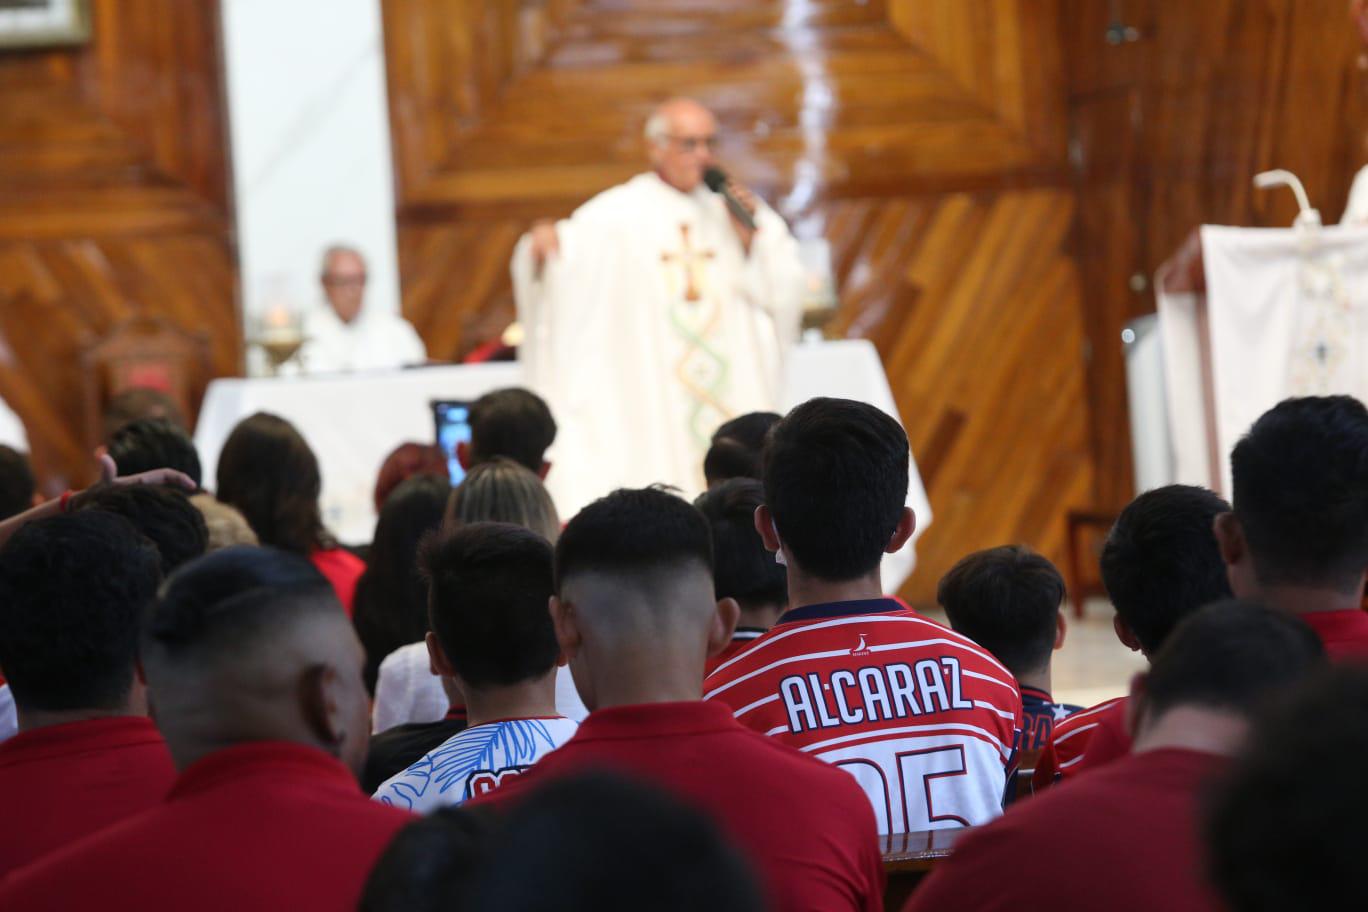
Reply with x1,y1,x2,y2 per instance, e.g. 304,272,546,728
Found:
703,166,757,232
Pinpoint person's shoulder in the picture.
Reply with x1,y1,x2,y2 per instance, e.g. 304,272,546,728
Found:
1053,695,1127,739
570,173,656,222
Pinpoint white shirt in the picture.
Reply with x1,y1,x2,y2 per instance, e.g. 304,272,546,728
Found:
0,397,27,451
371,641,589,734
298,303,427,375
373,716,578,812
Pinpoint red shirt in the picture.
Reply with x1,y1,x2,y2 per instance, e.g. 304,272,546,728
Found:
479,701,883,912
0,716,175,876
906,748,1226,912
310,547,365,617
1299,609,1368,660
1031,696,1131,788
0,741,411,911
705,599,1022,833
702,626,767,678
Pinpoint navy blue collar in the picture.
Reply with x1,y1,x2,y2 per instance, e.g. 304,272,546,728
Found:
777,597,905,625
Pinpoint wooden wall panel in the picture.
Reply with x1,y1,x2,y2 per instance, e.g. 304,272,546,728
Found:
0,0,237,492
1067,0,1368,508
384,0,1095,605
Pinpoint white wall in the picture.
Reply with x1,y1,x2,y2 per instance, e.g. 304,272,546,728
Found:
221,0,402,348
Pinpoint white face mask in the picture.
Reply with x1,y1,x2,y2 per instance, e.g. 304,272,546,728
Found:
772,519,788,567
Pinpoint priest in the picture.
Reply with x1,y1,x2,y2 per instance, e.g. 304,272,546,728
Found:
298,245,427,375
511,98,806,516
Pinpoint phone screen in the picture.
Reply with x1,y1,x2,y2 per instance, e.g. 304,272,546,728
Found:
432,400,472,486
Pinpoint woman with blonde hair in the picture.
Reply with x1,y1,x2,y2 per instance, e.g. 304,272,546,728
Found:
443,457,560,541
365,457,579,792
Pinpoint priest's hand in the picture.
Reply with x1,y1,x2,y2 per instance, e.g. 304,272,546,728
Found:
726,180,759,253
530,220,560,276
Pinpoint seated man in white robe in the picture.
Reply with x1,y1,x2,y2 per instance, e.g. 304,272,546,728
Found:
300,245,427,375
512,98,806,516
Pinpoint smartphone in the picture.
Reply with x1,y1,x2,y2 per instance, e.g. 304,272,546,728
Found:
431,400,472,486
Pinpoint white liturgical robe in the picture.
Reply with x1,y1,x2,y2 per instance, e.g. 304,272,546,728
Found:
297,304,427,375
512,172,805,516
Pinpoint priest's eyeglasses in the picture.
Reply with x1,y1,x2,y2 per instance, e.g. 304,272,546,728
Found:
667,134,719,153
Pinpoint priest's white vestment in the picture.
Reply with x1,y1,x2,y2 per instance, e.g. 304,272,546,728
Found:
512,172,805,516
296,304,427,375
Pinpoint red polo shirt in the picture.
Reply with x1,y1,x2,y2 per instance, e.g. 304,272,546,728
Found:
906,748,1226,912
1300,609,1368,660
0,741,411,910
479,701,883,912
0,716,175,875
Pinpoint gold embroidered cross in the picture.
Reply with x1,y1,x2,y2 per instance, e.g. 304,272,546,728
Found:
660,223,714,302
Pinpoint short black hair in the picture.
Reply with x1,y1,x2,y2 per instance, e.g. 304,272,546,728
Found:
938,546,1064,676
468,388,557,474
76,483,210,576
144,546,338,669
1100,485,1233,655
555,487,713,593
1205,665,1368,912
107,417,203,487
465,773,764,912
1141,599,1323,720
360,806,492,912
0,445,35,521
420,522,558,689
695,479,787,609
0,511,161,712
704,411,781,486
763,398,908,581
1231,396,1368,593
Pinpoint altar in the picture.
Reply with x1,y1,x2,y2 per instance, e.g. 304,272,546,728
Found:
195,339,933,589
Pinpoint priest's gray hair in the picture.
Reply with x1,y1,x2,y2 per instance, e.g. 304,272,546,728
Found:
319,243,364,278
643,110,672,147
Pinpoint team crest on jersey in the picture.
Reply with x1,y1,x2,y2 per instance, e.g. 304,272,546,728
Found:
850,634,871,656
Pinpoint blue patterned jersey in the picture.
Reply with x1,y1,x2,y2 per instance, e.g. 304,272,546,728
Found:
372,716,578,812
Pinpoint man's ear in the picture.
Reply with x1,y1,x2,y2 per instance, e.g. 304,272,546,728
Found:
456,441,472,471
549,595,581,666
708,598,742,658
1213,511,1245,568
425,631,456,678
1125,671,1149,738
754,504,780,553
1113,615,1144,653
300,664,347,751
885,507,916,554
538,460,552,481
1053,610,1067,651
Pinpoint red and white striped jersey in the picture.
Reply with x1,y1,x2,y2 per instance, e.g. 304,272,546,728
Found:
1031,696,1130,790
704,598,1023,834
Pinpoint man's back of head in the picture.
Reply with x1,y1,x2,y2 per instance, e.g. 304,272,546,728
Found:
143,546,369,774
0,511,161,722
938,546,1064,681
421,522,559,695
1101,484,1233,657
763,398,910,585
1205,664,1368,912
1226,395,1368,595
76,483,210,577
704,411,780,487
695,479,787,620
107,418,203,488
0,445,35,521
553,487,729,709
467,388,557,475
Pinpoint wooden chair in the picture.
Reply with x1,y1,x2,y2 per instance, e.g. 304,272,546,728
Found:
79,313,211,450
882,828,964,910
